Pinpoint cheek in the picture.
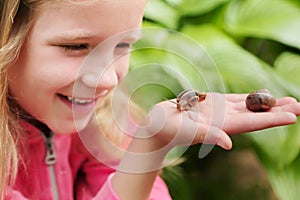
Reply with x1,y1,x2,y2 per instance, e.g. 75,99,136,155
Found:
8,43,81,94
7,55,34,99
35,55,83,87
32,56,85,92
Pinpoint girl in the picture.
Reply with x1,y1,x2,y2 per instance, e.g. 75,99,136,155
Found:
1,0,300,199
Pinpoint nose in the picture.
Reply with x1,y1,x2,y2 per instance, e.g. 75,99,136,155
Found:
80,67,118,91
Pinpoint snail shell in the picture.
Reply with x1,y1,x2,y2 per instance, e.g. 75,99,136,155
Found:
176,90,207,111
246,89,276,112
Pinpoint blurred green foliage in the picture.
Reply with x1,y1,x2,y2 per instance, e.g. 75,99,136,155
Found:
128,0,300,199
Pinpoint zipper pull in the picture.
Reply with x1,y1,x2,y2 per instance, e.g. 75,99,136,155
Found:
44,131,57,165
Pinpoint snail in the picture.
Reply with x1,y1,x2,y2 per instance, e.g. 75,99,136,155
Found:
245,89,276,112
168,89,207,111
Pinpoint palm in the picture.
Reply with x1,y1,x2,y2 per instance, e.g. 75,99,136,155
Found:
152,93,300,150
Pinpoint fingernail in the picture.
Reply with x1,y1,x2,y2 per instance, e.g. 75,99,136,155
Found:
217,138,232,150
286,112,297,122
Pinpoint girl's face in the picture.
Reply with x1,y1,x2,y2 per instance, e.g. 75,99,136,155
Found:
8,0,146,134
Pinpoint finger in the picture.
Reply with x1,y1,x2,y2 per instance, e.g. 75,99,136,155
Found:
193,124,232,150
167,113,232,150
224,93,248,103
225,112,297,135
272,102,300,116
275,97,298,106
232,97,299,113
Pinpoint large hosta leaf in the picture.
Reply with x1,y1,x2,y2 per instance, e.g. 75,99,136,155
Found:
144,0,180,29
275,52,300,86
286,0,300,8
182,24,287,95
249,123,300,167
131,27,226,94
165,0,229,16
129,28,186,109
160,30,227,92
223,0,300,49
127,57,184,110
267,154,300,200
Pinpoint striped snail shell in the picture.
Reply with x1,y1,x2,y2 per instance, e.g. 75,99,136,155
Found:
176,90,207,111
246,89,276,112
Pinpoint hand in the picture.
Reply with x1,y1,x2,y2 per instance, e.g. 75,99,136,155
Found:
143,93,300,151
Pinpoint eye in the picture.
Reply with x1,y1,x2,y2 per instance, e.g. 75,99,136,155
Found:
114,43,131,56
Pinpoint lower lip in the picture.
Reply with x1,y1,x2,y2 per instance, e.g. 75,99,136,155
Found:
58,95,97,116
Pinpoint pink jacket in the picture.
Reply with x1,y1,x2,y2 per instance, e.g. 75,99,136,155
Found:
6,122,172,200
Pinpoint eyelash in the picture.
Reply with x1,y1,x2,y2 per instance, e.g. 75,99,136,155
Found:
59,43,88,51
58,42,131,54
116,43,131,49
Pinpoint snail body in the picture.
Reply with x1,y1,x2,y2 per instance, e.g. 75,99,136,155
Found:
176,90,207,111
246,89,276,112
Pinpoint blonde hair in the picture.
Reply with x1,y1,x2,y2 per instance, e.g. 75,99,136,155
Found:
0,1,33,198
0,0,145,198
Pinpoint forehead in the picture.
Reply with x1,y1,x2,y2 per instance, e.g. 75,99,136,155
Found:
40,0,144,7
31,0,145,40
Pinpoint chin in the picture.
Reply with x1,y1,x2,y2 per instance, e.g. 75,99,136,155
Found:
50,118,90,134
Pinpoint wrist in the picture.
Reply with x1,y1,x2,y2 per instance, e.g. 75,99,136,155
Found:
117,127,171,173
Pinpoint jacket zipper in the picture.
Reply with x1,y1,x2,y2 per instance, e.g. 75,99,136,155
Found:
42,131,60,200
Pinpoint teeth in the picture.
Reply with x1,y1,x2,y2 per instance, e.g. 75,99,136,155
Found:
66,96,93,105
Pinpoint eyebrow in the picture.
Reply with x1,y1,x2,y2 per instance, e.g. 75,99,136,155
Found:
52,31,95,42
51,29,143,43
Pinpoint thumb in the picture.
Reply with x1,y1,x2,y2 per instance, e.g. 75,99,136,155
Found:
196,125,232,158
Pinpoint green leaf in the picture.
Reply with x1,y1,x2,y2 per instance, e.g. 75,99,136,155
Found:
162,165,194,200
286,0,300,8
275,52,300,86
165,0,230,16
129,28,187,109
131,27,226,93
249,122,300,167
144,0,180,29
267,154,300,200
142,20,164,28
182,24,288,95
125,62,183,110
161,30,227,92
223,0,300,49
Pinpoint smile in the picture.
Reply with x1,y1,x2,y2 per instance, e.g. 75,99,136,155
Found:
58,94,95,105
66,96,94,105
